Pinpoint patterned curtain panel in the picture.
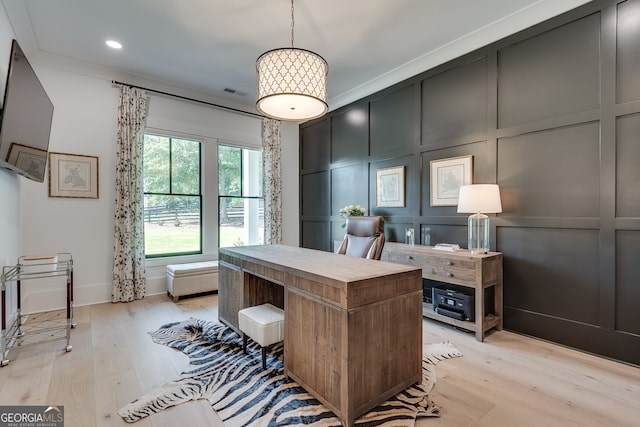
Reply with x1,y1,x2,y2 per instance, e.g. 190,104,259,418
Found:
112,86,148,302
262,119,282,244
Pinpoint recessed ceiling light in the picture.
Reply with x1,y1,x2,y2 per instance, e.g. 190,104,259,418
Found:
106,40,122,49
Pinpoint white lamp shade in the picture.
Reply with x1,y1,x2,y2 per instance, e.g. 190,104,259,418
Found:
457,184,502,214
256,48,328,121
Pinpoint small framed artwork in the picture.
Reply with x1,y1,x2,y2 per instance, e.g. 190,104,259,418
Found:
48,152,99,199
430,155,472,206
376,165,405,208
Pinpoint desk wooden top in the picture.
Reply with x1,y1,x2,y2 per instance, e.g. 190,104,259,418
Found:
219,244,419,285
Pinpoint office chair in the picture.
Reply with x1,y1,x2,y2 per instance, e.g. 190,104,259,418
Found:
335,216,385,260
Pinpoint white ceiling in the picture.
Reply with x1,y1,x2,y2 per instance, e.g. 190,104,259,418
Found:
2,0,591,115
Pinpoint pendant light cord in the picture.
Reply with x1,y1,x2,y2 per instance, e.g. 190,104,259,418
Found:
290,0,295,48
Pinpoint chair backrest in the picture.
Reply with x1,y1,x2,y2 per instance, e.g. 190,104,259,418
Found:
336,216,385,260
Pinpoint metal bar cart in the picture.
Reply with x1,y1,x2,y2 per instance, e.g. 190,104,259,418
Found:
1,253,74,366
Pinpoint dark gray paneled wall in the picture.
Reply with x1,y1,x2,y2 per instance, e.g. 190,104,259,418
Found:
299,0,640,365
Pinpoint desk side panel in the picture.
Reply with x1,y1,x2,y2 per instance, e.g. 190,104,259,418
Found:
348,288,423,420
218,261,244,332
285,288,343,414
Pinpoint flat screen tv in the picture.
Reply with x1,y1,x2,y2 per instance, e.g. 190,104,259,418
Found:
0,39,54,183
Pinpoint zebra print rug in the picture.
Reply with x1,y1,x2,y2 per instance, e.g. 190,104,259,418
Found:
118,317,461,426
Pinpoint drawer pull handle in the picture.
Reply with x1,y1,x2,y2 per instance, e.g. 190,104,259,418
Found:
446,272,453,277
446,261,453,266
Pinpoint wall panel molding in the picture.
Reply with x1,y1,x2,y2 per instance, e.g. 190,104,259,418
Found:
299,0,640,365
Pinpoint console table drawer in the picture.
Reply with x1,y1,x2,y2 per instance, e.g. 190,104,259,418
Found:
423,263,476,284
383,248,477,285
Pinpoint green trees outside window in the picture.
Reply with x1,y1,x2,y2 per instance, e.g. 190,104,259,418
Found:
143,134,202,257
218,145,263,247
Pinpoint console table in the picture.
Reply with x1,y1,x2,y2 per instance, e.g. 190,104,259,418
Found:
218,244,422,427
381,242,503,341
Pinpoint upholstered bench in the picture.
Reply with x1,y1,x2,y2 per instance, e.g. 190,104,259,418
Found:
238,303,284,369
166,261,219,302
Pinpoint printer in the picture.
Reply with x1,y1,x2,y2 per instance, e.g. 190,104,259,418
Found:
432,285,474,321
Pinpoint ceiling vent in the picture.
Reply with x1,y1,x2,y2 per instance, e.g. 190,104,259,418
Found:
224,87,247,96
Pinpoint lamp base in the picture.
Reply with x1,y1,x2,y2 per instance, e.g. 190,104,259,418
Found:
469,248,488,255
467,213,490,254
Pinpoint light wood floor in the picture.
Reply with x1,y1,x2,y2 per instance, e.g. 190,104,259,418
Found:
0,293,638,427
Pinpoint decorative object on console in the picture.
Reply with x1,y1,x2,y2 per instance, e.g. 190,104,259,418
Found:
255,0,328,121
48,152,99,199
457,184,502,254
376,165,405,207
421,225,432,246
430,155,473,206
433,243,461,252
405,227,415,246
338,203,366,228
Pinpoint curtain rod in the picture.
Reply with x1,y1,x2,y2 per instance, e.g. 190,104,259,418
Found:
111,80,264,119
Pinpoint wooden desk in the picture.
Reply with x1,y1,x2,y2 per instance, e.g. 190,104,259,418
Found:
218,244,422,427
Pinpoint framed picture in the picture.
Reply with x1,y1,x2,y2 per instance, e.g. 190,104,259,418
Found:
376,165,405,208
430,155,473,206
6,143,48,179
48,152,99,199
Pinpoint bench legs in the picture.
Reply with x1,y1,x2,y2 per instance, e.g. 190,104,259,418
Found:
241,332,270,370
261,347,267,370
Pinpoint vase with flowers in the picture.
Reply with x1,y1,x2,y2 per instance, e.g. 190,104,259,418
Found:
338,204,366,228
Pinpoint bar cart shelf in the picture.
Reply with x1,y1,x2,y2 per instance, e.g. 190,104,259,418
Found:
1,253,74,366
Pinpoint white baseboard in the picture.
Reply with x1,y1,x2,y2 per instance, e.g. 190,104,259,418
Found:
146,275,168,296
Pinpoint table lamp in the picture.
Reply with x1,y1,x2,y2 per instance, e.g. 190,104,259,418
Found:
457,184,502,254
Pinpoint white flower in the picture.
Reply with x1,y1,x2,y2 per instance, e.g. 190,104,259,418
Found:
339,204,366,218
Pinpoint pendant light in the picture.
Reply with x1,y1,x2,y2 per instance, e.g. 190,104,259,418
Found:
256,0,328,121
